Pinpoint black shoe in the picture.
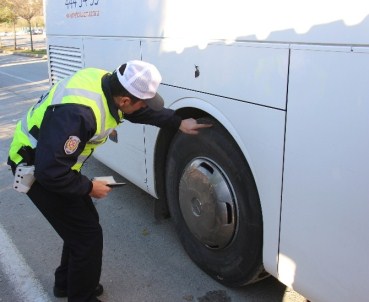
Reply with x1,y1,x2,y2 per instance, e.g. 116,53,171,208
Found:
53,283,104,298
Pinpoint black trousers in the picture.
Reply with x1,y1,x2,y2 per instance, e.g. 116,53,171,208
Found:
27,181,103,302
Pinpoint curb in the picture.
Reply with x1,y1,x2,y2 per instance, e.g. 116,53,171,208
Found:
0,49,47,59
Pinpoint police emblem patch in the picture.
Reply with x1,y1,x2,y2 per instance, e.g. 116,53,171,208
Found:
64,136,81,155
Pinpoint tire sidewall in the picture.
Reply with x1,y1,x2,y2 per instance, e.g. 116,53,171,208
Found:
166,118,263,286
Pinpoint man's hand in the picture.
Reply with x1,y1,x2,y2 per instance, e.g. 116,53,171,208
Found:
89,180,112,199
179,118,212,135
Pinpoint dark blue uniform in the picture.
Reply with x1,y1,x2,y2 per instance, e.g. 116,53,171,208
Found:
34,74,181,195
25,73,182,302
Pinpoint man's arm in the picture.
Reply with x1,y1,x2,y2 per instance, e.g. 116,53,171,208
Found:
34,104,96,196
124,107,181,129
124,107,211,134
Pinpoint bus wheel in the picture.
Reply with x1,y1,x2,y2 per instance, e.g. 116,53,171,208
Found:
165,117,265,287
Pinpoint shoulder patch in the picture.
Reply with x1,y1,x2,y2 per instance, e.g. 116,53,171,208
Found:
64,136,81,155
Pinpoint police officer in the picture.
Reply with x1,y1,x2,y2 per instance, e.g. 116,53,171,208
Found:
7,60,211,302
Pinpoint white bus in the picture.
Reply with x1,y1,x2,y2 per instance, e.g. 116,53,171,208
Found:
44,1,369,301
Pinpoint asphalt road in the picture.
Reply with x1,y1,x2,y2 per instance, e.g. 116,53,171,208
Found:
0,53,307,302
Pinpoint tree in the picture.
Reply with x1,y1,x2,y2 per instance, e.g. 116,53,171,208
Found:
0,2,18,49
14,0,43,51
1,0,43,51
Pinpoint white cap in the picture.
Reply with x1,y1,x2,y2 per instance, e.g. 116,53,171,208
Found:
116,60,164,111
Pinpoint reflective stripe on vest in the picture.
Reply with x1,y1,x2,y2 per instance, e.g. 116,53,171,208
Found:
49,77,110,144
21,114,37,148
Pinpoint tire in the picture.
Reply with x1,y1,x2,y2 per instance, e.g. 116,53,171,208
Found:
165,117,264,287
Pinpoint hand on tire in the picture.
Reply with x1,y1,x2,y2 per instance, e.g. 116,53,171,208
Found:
179,118,212,135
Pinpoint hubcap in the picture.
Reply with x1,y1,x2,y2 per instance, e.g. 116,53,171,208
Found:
179,158,237,249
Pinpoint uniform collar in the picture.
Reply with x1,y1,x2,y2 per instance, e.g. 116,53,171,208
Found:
102,73,123,123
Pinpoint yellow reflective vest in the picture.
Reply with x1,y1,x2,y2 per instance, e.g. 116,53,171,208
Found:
8,68,121,171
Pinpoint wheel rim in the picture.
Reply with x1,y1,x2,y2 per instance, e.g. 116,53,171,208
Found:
179,158,237,249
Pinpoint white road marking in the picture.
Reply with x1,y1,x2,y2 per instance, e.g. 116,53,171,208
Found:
0,70,42,83
0,222,51,302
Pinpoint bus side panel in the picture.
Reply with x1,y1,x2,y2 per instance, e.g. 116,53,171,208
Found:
87,38,150,192
46,0,164,38
141,41,289,110
46,1,369,45
83,38,141,70
280,46,369,302
142,41,289,276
